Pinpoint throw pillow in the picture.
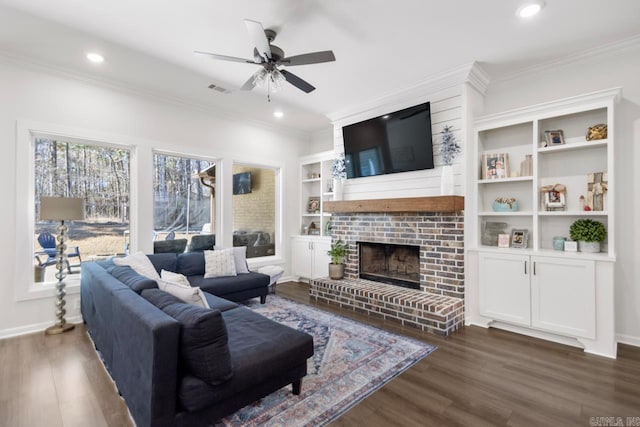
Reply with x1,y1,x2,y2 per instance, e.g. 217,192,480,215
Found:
213,246,250,274
203,248,237,278
111,266,158,294
141,289,233,385
161,269,191,287
113,251,161,280
157,278,210,309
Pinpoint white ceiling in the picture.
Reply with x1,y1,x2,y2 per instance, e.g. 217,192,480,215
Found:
1,0,639,134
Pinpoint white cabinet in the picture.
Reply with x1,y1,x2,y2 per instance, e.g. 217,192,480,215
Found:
291,236,331,280
479,252,596,339
531,257,595,339
479,253,530,326
469,89,619,358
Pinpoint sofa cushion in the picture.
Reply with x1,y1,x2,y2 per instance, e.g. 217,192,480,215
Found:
188,272,269,296
147,253,179,274
161,269,191,287
203,292,239,312
157,278,209,309
177,306,313,410
204,249,237,278
214,246,250,274
114,252,161,279
177,252,205,277
110,266,158,294
142,289,233,387
187,234,215,252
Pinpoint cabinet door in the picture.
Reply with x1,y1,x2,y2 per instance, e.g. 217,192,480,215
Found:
291,238,312,278
531,257,595,339
311,238,331,278
479,252,531,326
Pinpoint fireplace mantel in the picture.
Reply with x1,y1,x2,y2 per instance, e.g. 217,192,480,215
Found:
324,196,464,213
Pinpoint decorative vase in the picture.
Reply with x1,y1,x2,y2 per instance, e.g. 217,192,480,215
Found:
578,241,601,253
492,200,519,212
440,165,454,195
333,178,343,201
328,263,344,280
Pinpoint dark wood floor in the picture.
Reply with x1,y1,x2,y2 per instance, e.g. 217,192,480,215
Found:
2,281,639,426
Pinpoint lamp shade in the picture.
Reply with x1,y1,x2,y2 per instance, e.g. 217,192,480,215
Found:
40,197,84,221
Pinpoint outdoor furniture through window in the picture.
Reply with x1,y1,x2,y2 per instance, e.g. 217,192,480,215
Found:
34,231,82,273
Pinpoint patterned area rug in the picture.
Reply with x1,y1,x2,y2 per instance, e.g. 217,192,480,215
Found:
220,296,436,426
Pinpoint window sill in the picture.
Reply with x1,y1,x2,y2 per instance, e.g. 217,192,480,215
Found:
16,276,81,302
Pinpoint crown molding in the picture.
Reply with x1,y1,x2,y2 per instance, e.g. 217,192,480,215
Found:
0,50,311,140
491,34,640,85
326,62,489,124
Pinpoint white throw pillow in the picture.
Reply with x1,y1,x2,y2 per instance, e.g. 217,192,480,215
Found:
161,269,191,287
157,278,210,309
113,251,160,280
214,246,250,274
204,248,237,278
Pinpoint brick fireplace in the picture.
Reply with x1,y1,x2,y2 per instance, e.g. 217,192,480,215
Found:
310,196,465,335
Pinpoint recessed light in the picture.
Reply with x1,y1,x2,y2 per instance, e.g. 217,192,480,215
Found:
86,53,104,63
516,1,544,18
382,115,390,119
273,111,284,118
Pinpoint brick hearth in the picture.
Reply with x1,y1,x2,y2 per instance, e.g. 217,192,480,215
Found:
310,278,464,335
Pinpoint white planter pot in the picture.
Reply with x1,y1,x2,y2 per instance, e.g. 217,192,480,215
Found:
440,165,455,195
333,179,343,201
578,241,601,253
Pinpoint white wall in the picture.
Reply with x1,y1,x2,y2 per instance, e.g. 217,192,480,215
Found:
307,128,334,154
0,59,307,337
483,41,640,346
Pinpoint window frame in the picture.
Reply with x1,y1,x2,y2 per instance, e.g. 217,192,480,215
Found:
15,120,137,302
152,149,220,245
231,160,284,268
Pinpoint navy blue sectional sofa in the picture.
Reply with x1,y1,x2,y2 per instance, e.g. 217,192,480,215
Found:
81,252,314,427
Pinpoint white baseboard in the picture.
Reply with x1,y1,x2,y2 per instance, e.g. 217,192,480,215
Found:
0,315,83,340
616,333,640,348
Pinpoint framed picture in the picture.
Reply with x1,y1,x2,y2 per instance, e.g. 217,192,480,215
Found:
544,190,566,210
511,229,529,248
307,197,320,213
481,153,509,180
498,233,510,248
544,130,565,146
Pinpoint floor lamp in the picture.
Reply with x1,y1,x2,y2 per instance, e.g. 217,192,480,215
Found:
40,197,84,335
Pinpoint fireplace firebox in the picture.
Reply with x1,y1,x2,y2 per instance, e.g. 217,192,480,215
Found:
358,241,420,290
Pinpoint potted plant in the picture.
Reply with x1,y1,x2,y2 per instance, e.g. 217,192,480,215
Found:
439,125,461,195
331,154,347,200
569,219,607,253
327,239,348,280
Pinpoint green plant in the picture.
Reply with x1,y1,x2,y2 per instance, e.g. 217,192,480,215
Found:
327,239,348,264
569,219,607,242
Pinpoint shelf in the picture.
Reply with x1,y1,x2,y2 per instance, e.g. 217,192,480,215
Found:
302,214,321,217
538,210,608,216
302,178,322,183
479,211,533,216
323,192,334,196
537,139,608,154
471,246,615,262
322,213,332,217
478,176,533,184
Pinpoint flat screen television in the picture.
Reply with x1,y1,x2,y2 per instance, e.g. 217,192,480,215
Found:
233,172,252,195
342,102,434,179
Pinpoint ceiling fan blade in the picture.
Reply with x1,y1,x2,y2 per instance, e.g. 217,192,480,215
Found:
280,70,315,93
244,19,272,61
279,50,336,66
240,69,263,91
194,51,258,64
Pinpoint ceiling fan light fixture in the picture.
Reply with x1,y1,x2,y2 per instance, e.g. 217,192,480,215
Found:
516,1,545,18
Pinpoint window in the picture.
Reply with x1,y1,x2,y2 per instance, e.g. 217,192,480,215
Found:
34,137,131,284
153,153,216,253
232,163,279,259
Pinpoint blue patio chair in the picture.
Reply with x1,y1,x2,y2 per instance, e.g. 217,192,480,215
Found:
34,232,82,273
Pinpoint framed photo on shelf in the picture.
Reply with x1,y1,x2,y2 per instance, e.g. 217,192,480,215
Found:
307,197,320,213
498,233,510,248
481,153,509,180
544,190,566,210
544,130,565,146
511,229,529,248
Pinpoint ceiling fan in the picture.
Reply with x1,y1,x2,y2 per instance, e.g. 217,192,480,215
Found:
195,19,336,101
